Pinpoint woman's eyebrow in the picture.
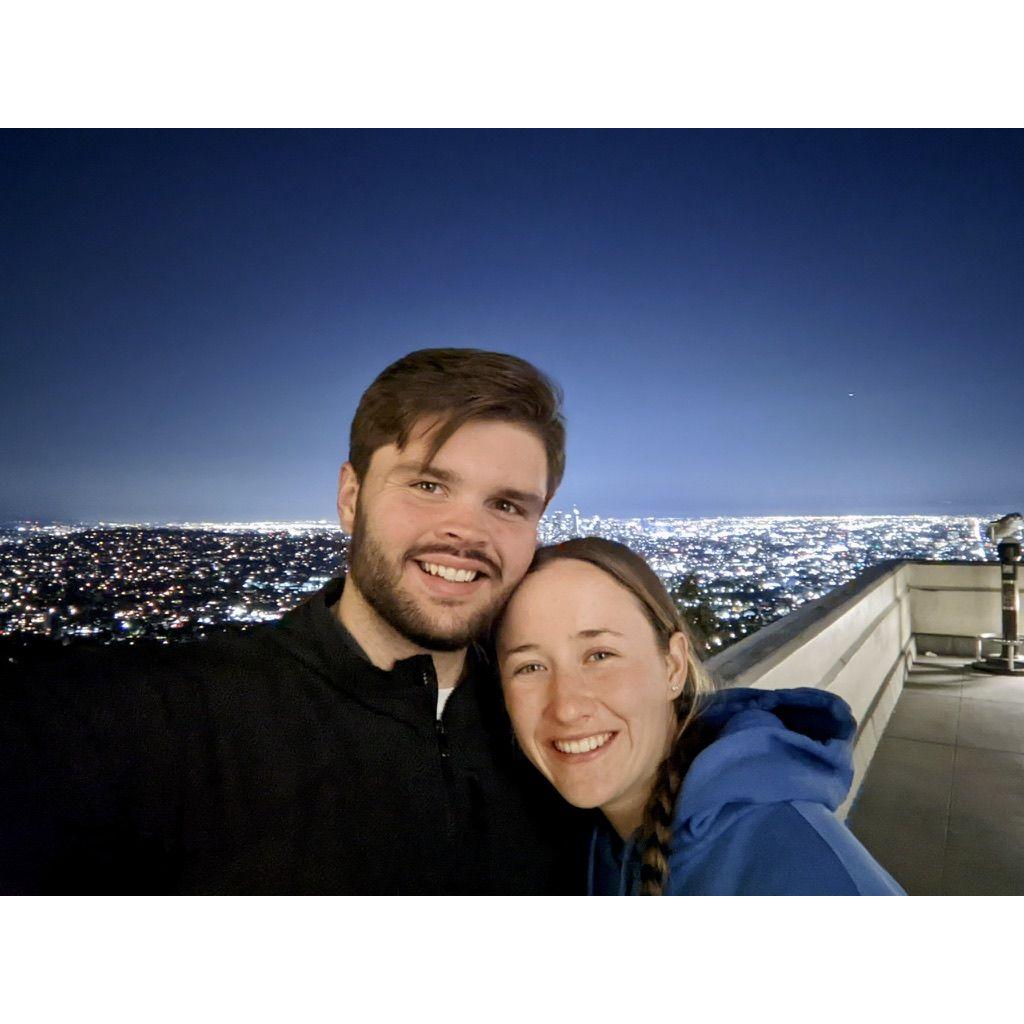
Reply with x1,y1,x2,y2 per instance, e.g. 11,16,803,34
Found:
503,629,625,659
503,642,539,657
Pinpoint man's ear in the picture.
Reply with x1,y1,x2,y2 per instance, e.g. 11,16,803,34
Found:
337,462,360,534
665,630,690,699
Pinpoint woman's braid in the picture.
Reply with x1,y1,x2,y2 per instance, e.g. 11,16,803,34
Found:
637,680,709,895
637,725,688,896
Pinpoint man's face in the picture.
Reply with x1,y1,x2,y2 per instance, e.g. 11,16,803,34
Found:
338,418,549,651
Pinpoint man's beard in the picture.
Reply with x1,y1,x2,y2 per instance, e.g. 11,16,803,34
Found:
348,503,505,652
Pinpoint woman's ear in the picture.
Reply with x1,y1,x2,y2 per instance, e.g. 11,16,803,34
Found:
665,630,690,699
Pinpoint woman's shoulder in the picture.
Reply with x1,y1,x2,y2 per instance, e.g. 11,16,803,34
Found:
668,689,904,895
673,687,857,842
669,799,905,895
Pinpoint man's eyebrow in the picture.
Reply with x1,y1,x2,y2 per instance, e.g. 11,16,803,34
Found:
391,462,459,483
391,464,544,511
496,487,545,512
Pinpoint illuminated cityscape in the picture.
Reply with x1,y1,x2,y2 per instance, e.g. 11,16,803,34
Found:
1,512,994,654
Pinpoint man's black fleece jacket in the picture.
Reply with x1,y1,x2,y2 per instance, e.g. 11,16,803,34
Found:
0,578,586,894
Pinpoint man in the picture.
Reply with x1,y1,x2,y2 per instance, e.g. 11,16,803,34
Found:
1,349,585,894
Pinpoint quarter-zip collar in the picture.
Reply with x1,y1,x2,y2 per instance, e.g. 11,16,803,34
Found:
275,575,488,711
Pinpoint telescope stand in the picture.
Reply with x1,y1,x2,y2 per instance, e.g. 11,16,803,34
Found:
971,539,1024,675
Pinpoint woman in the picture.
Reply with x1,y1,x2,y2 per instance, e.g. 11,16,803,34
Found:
497,537,903,895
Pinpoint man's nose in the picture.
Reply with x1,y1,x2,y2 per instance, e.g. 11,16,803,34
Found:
438,501,489,545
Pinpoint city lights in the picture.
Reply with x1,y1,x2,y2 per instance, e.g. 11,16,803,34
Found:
0,513,994,651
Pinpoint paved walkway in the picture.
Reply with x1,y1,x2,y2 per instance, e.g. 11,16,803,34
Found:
847,655,1024,895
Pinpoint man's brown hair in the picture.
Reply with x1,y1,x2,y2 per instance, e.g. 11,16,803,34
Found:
349,348,566,501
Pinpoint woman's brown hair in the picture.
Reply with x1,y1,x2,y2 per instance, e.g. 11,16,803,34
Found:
524,537,716,895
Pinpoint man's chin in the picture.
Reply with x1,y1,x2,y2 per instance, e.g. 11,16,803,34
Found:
401,606,494,652
350,550,502,653
367,589,496,652
403,631,472,653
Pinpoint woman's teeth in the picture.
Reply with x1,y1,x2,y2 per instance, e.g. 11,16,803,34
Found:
419,561,479,583
553,732,613,755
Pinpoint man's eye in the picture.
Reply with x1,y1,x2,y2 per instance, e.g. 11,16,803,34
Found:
413,481,441,494
494,499,524,516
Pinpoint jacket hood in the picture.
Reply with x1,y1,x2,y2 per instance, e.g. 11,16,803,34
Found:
674,687,856,845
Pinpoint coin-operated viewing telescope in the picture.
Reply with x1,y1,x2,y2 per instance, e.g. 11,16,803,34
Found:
971,513,1024,675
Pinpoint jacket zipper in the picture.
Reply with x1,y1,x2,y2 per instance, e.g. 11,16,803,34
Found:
425,669,456,839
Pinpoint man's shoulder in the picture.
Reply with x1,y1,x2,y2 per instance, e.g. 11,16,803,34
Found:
4,616,327,713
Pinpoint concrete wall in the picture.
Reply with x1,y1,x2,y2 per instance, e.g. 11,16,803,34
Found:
908,562,1009,654
706,561,917,819
705,559,1018,818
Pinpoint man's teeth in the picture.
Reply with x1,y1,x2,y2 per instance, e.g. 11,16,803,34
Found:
553,732,613,755
419,561,479,583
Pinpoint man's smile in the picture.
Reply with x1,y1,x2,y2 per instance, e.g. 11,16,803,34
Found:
407,555,494,599
409,547,499,582
416,560,484,582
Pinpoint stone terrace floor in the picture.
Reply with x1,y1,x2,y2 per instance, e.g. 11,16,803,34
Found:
847,654,1024,895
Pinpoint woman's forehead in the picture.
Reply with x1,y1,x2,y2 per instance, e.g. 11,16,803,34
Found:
502,559,647,635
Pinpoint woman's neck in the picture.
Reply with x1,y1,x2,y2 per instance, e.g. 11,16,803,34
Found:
601,788,651,842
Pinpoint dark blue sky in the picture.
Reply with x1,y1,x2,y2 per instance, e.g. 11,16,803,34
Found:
2,130,1021,522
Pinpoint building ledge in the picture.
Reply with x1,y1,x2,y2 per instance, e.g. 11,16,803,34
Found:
703,557,1023,893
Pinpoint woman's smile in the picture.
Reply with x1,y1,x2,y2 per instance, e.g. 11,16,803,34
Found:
550,730,617,757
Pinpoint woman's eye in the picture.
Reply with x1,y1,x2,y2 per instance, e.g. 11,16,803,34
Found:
587,650,616,663
513,662,544,676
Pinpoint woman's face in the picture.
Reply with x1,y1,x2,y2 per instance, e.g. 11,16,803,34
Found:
498,559,687,837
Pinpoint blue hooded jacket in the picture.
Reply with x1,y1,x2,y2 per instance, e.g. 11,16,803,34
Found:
589,687,904,895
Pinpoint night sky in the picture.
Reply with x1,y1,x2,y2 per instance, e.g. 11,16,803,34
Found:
2,130,1021,522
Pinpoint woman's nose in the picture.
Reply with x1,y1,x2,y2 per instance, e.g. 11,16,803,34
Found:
548,669,591,725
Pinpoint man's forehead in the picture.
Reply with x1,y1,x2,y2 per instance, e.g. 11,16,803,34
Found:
384,418,547,498
404,416,545,463
406,415,446,445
